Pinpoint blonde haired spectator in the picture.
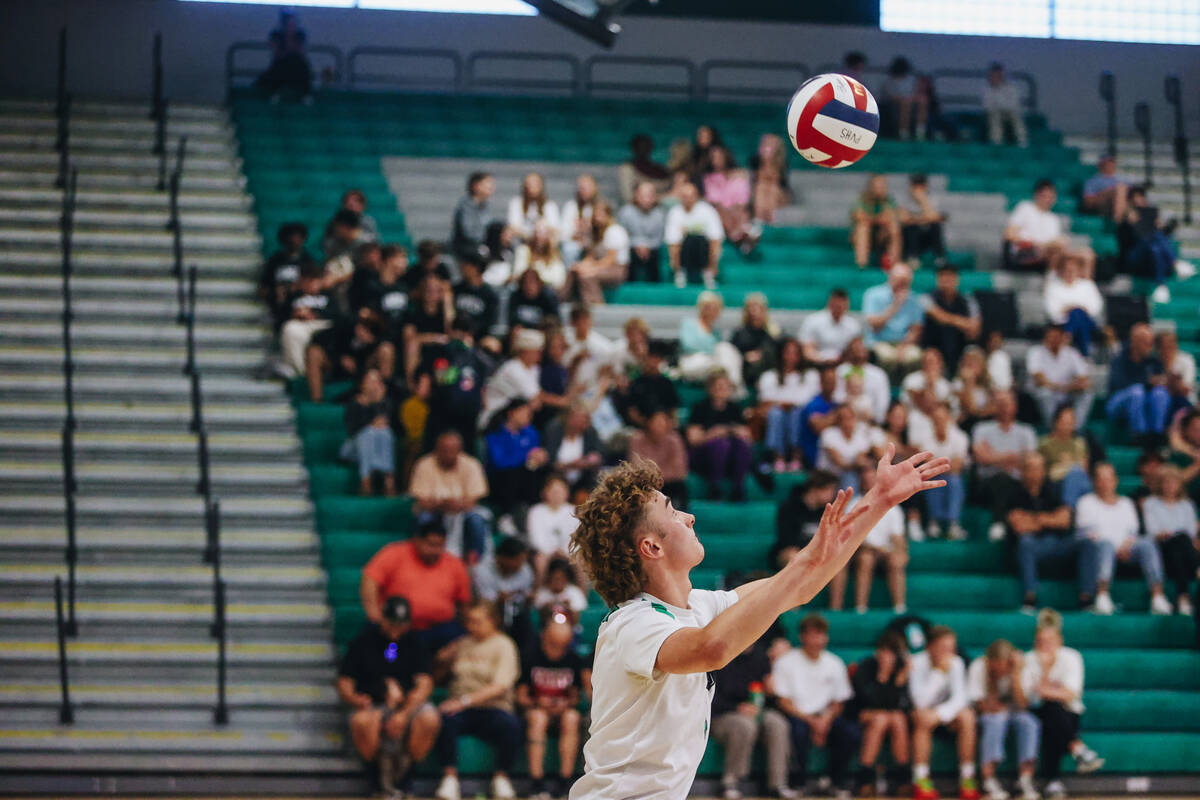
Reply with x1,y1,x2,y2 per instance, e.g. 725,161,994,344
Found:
512,222,567,290
559,173,599,265
968,640,1040,800
506,172,560,244
561,199,629,305
678,291,744,391
703,145,759,254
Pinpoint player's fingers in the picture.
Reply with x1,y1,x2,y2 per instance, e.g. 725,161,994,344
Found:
879,441,896,468
922,479,948,490
841,500,872,526
820,500,834,527
907,450,934,467
919,457,952,478
831,487,851,517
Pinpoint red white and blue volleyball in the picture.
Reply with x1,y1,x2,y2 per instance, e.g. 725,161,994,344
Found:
786,73,880,168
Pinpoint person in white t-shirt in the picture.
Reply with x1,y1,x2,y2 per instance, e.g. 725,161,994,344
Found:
563,304,614,392
912,403,970,541
533,556,589,628
901,348,953,410
967,640,1040,800
982,62,1027,147
1005,180,1095,277
559,173,598,266
829,465,908,613
664,179,724,290
836,337,892,424
567,449,950,800
506,171,561,243
800,288,863,366
760,338,820,472
1074,462,1171,615
1043,256,1103,357
908,626,978,800
1026,324,1094,431
771,614,858,794
818,404,881,494
525,474,580,584
562,199,630,305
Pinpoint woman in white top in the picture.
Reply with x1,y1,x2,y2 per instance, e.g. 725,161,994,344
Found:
913,402,970,541
759,337,817,472
558,173,598,265
561,199,630,305
1023,609,1104,795
1157,329,1197,405
1043,255,1103,357
828,464,908,613
1141,465,1199,614
818,404,879,494
511,222,567,290
524,474,579,583
507,172,560,243
952,346,995,430
1074,461,1171,615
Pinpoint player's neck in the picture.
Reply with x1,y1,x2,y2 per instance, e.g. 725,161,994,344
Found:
641,568,693,609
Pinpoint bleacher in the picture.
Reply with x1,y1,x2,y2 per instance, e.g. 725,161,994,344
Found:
230,88,1200,787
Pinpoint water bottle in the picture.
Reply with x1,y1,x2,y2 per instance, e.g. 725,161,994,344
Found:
748,681,765,719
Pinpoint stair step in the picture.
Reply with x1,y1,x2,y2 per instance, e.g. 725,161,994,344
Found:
0,562,324,589
0,460,306,494
0,725,342,754
0,598,328,625
0,345,264,374
1,706,342,730
0,297,263,323
0,207,256,230
0,275,254,298
0,373,285,401
0,98,228,120
0,132,234,155
0,637,333,666
0,430,298,459
0,494,311,529
0,750,360,774
0,322,267,349
0,226,259,251
0,187,249,211
0,680,337,708
0,400,294,432
0,169,243,192
0,248,257,274
0,150,237,174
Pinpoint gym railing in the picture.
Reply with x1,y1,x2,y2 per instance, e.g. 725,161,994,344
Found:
167,135,188,323
1165,75,1192,225
59,166,79,640
54,577,75,725
582,55,696,99
225,41,344,97
348,46,461,91
699,60,811,103
1099,71,1117,158
1134,101,1153,187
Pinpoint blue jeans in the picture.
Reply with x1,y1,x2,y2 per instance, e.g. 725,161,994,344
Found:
340,426,396,478
1032,387,1095,432
1095,537,1164,587
1016,533,1099,599
979,709,1040,767
1106,383,1171,435
436,707,523,772
924,473,964,523
1132,234,1176,284
787,715,861,788
1063,308,1097,357
1058,465,1093,508
459,510,490,563
765,405,804,457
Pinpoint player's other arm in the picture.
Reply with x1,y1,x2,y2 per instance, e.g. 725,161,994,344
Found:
655,445,948,676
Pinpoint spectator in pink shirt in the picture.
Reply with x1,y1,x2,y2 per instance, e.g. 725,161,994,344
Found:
703,146,759,254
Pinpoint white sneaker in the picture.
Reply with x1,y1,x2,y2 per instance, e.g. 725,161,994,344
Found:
1018,775,1041,800
908,518,925,542
1175,259,1197,279
1043,779,1066,799
1179,595,1194,615
855,605,868,614
1073,746,1104,773
1090,592,1115,615
703,270,718,290
773,786,801,800
674,271,687,289
435,774,461,800
982,775,1010,800
491,774,516,800
1151,593,1173,615
988,522,1007,542
925,522,942,540
1151,284,1171,304
893,603,907,614
947,522,968,541
723,781,743,800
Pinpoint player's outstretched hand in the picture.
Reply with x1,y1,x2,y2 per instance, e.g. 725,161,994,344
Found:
874,443,950,506
805,487,874,565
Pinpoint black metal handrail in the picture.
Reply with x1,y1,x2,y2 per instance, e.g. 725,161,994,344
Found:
930,67,1039,112
183,265,198,376
348,46,462,92
151,32,164,129
54,577,75,724
55,94,70,191
1134,102,1153,187
167,136,188,322
55,27,67,119
465,51,580,95
699,59,811,103
1165,75,1191,224
225,41,344,94
60,430,78,639
213,575,229,725
583,55,696,99
60,168,79,639
1099,71,1117,158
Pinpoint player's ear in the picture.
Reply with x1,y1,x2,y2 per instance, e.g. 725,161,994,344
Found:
636,531,663,561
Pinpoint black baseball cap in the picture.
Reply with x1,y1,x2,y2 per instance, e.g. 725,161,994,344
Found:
415,511,447,537
382,595,411,625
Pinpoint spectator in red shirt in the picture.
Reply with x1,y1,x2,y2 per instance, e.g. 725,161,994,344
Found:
360,514,472,651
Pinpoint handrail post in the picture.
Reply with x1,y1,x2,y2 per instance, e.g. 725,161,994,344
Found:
1133,102,1153,187
196,429,211,501
1165,75,1191,224
61,169,77,434
213,578,229,725
209,499,223,637
189,370,203,434
56,28,67,118
1099,71,1116,158
61,428,78,639
54,577,75,724
184,265,198,375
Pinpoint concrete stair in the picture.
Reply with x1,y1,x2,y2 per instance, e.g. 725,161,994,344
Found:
0,97,345,785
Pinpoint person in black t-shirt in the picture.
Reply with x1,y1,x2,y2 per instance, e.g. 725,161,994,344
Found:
259,222,316,331
280,274,340,379
920,265,979,374
407,239,454,294
517,619,586,798
685,370,753,502
402,274,453,389
1010,452,1098,611
351,244,409,333
849,630,912,796
305,310,394,403
711,635,791,798
337,596,441,794
508,268,560,333
452,252,501,353
625,339,680,427
770,470,839,570
415,316,496,454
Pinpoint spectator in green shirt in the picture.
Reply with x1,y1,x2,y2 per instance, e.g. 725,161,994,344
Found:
852,175,902,269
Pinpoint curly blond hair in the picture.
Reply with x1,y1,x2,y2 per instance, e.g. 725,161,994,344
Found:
570,459,663,607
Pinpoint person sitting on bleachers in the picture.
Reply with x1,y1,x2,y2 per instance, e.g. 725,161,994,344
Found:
1010,452,1097,612
408,239,454,295
1037,406,1093,508
862,262,924,374
322,211,366,287
678,291,745,392
559,173,599,266
409,430,492,566
452,171,508,264
402,273,453,389
361,514,471,652
533,557,588,628
829,463,908,613
306,309,394,403
1076,461,1172,615
259,222,316,331
800,288,862,368
506,172,560,246
848,631,912,797
902,348,953,428
563,304,613,391
1107,322,1170,444
748,133,793,225
982,62,1028,147
1157,329,1197,418
471,536,535,652
837,337,892,424
1142,465,1199,615
711,631,793,800
685,369,753,502
325,188,379,251
450,253,499,350
337,596,440,797
254,9,312,100
703,145,759,255
898,174,947,266
340,368,396,497
280,272,337,378
625,338,679,428
536,329,575,430
952,346,996,431
817,404,878,494
799,366,840,469
967,639,1040,800
1080,155,1129,223
1119,186,1194,303
852,174,902,269
1004,180,1095,277
525,474,579,583
618,180,667,283
541,402,603,496
618,133,671,205
415,316,496,452
629,408,689,509
1043,255,1103,358
485,398,550,523
1024,609,1105,796
562,199,629,305
1026,324,1094,431
985,329,1014,391
770,470,838,570
921,265,980,371
772,614,860,797
881,57,927,141
973,389,1039,541
687,124,723,182
480,328,545,430
351,243,409,337
434,600,523,800
665,178,724,289
517,618,587,800
908,625,979,800
512,222,567,292
912,402,969,540
731,293,780,391
507,268,561,335
760,337,818,473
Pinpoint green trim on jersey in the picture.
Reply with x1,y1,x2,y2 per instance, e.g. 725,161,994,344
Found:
650,602,676,619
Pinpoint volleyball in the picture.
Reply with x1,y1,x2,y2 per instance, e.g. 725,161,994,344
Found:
785,73,880,168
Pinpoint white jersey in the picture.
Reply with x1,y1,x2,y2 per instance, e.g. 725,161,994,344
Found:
570,588,739,800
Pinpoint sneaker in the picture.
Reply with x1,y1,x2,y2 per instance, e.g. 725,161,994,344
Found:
771,787,801,799
988,522,1006,542
1090,592,1115,615
529,778,549,800
550,776,570,799
960,778,981,800
1018,776,1041,800
674,271,687,289
1073,746,1105,773
1151,284,1171,304
925,522,942,540
497,514,519,537
435,774,461,800
914,777,941,800
1043,780,1066,799
855,605,868,614
378,745,398,797
908,518,925,542
1175,259,1197,279
703,270,718,290
947,522,967,541
491,774,517,800
1151,593,1173,615
723,781,744,800
1179,596,1194,616
982,776,1009,800
837,790,853,800
893,603,907,614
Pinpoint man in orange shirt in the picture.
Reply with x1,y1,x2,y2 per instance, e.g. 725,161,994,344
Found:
361,514,472,651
